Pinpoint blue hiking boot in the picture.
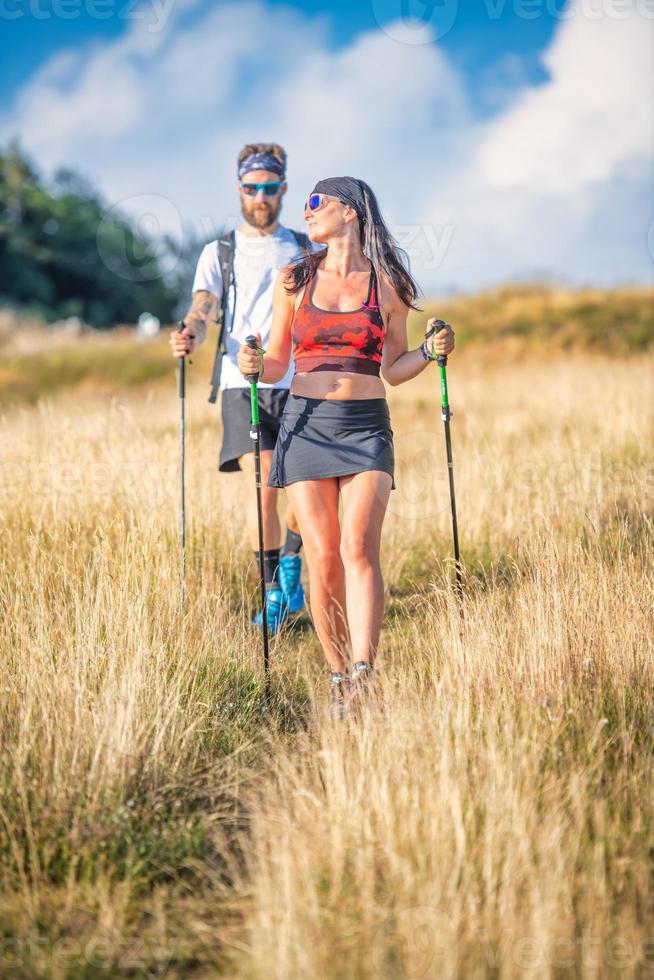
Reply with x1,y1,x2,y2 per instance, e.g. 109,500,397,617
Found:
252,586,289,634
277,553,305,614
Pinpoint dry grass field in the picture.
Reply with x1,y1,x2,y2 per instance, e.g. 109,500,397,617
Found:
0,294,652,978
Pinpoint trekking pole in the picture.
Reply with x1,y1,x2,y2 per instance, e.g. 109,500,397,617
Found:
244,334,270,695
177,320,187,610
428,319,464,610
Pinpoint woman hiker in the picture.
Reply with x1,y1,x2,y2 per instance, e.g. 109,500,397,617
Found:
237,177,455,719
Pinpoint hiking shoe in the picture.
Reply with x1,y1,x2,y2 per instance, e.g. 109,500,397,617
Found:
252,587,289,634
348,661,376,713
328,672,351,722
277,554,306,614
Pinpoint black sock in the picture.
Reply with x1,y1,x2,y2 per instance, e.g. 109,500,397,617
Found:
280,529,303,557
254,548,280,589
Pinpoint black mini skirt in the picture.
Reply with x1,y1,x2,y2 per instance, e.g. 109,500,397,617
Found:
267,394,396,490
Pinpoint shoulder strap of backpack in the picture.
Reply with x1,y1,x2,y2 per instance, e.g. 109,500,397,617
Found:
208,230,236,405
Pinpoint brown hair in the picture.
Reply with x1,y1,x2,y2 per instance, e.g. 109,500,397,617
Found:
237,143,287,173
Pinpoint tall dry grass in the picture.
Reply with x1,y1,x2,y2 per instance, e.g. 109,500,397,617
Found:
0,344,652,977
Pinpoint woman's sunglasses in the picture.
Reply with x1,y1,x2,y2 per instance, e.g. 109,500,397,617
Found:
304,193,345,214
240,181,283,197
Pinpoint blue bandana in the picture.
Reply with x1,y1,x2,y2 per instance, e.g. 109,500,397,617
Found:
238,152,285,180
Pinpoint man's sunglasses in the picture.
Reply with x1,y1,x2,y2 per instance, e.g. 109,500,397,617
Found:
240,181,283,197
304,193,345,213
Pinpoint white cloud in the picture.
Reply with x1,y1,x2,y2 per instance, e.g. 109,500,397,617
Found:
477,0,654,191
421,0,654,287
0,0,652,291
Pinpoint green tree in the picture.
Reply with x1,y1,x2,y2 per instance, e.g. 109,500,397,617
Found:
0,140,182,328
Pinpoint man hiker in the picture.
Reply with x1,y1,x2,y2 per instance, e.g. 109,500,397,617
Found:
169,142,309,632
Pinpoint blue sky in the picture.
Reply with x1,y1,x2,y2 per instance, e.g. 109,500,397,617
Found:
0,0,557,109
0,0,652,291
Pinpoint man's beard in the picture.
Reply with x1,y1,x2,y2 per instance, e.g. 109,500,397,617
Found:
242,198,281,229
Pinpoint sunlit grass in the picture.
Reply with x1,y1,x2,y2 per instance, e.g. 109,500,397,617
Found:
412,284,654,353
0,326,652,976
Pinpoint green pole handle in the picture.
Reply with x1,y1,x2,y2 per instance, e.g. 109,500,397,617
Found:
427,318,451,421
245,335,262,423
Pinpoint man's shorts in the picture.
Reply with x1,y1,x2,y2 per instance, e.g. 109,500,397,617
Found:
219,387,290,472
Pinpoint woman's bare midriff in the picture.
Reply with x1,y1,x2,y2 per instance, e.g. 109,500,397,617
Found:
290,370,386,400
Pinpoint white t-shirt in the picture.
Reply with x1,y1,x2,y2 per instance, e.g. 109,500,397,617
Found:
192,225,307,390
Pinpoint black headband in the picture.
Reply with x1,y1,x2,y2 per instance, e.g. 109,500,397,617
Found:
311,176,366,220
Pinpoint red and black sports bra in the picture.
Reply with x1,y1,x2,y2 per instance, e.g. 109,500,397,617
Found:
292,266,385,377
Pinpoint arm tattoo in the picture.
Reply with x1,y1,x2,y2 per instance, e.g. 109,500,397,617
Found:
183,290,216,345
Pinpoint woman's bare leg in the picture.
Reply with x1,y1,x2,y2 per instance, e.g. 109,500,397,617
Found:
338,471,392,666
284,478,350,672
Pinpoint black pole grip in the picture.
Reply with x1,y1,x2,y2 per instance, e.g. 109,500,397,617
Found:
244,334,260,384
426,318,448,367
425,318,447,339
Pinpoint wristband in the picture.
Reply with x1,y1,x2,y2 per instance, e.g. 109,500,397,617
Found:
420,339,435,362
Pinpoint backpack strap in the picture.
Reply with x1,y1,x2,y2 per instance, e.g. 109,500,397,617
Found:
208,230,236,404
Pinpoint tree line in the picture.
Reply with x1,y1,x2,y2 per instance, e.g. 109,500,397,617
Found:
0,140,208,329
